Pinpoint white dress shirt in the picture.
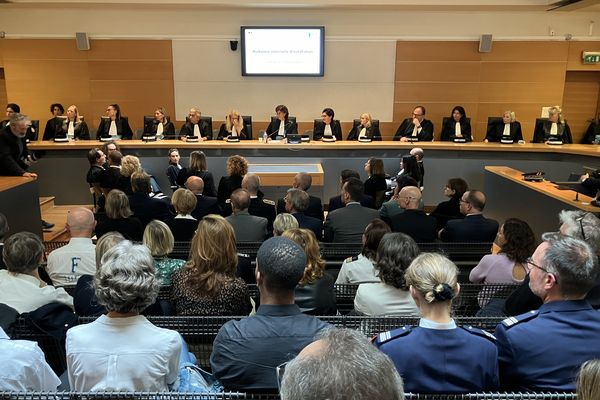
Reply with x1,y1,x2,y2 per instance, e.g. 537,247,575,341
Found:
46,237,97,286
67,315,181,391
0,327,61,391
0,270,74,314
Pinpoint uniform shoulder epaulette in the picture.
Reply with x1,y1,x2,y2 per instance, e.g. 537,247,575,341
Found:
460,325,496,342
262,198,275,205
344,255,360,263
373,326,412,346
500,310,539,329
225,198,231,204
237,252,251,259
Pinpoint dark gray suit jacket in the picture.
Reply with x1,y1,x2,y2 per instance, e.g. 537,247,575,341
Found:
323,202,379,243
226,211,268,242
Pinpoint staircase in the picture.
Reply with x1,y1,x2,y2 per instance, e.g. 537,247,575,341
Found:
39,197,92,242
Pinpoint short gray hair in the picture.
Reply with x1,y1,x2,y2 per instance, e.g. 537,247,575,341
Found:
280,328,404,400
0,213,8,240
9,113,30,125
2,232,43,274
286,188,309,212
541,232,599,297
559,210,600,253
273,213,299,236
94,241,159,313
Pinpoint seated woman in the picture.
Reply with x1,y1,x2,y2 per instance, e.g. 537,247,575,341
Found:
440,106,472,142
42,103,64,140
265,104,297,139
166,148,182,191
217,155,248,207
176,150,217,197
0,232,73,314
57,105,90,140
364,157,388,209
282,228,337,315
484,110,523,143
313,107,342,141
143,220,186,285
347,112,381,141
396,154,423,188
582,115,600,144
145,107,175,139
374,252,499,393
272,213,299,236
96,103,133,140
67,240,181,391
170,215,252,316
336,219,390,284
120,154,142,195
532,105,573,144
95,189,144,241
218,109,249,140
165,188,198,242
429,177,468,231
354,232,420,316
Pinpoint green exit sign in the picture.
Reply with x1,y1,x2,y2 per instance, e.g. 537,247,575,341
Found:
583,52,600,64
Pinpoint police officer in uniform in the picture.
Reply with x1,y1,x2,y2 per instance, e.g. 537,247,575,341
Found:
495,232,600,391
374,253,499,393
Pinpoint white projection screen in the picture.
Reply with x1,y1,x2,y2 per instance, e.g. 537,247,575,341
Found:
241,26,325,77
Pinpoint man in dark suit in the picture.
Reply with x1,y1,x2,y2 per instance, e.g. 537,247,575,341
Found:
277,172,323,221
0,113,38,178
393,106,434,142
186,176,220,220
327,169,374,212
98,151,130,195
226,189,268,242
284,188,323,240
242,173,276,235
439,190,499,242
128,171,173,228
390,186,436,242
324,178,379,243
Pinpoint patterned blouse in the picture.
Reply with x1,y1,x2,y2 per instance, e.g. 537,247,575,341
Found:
170,267,252,316
154,257,186,286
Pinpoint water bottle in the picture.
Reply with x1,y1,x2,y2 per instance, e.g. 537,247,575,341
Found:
263,131,268,143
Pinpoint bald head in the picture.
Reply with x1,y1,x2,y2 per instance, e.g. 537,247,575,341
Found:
185,176,204,195
398,186,422,210
465,190,486,212
67,207,95,237
410,147,424,161
242,173,261,195
293,172,312,191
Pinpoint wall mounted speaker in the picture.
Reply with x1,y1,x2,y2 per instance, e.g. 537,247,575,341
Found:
479,34,493,53
76,32,90,51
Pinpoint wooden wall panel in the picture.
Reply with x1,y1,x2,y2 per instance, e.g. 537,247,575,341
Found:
563,71,600,143
480,41,569,62
567,41,600,71
395,62,481,82
0,78,7,113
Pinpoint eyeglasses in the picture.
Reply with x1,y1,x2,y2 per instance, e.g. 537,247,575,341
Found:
459,198,469,204
576,214,589,241
276,361,288,391
525,257,548,274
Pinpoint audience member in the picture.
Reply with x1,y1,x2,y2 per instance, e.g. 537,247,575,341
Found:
143,220,185,285
98,150,129,195
336,219,390,284
166,148,182,191
100,140,120,156
119,154,141,195
86,148,106,211
0,326,61,391
389,186,437,242
430,177,468,230
273,213,299,236
284,188,323,240
0,113,38,178
577,359,600,400
379,175,419,223
170,215,252,316
185,176,220,220
328,169,374,212
439,190,498,242
0,232,73,313
67,241,181,391
354,233,420,316
226,189,268,242
277,172,324,220
495,233,600,391
282,228,336,315
210,236,331,391
363,157,388,208
410,147,425,186
280,328,405,400
95,189,144,241
240,173,276,233
217,154,248,207
375,252,499,393
176,150,216,196
0,212,9,269
46,207,97,286
396,154,422,188
164,188,198,242
324,177,379,243
128,170,173,227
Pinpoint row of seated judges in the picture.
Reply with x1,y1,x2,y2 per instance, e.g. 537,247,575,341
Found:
8,102,600,144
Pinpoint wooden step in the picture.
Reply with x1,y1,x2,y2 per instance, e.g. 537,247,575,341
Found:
42,204,94,242
39,196,56,212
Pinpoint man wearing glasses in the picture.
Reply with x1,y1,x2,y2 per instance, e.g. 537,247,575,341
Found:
393,106,434,142
439,190,498,242
495,232,600,391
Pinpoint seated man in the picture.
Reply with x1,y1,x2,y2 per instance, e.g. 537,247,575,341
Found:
390,186,436,242
496,233,600,391
46,207,97,286
185,176,220,220
439,190,498,242
284,188,322,241
280,328,404,400
128,170,173,228
225,188,268,242
210,236,331,391
393,106,434,142
0,326,61,391
242,173,276,234
324,178,379,243
328,169,374,212
277,172,323,221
